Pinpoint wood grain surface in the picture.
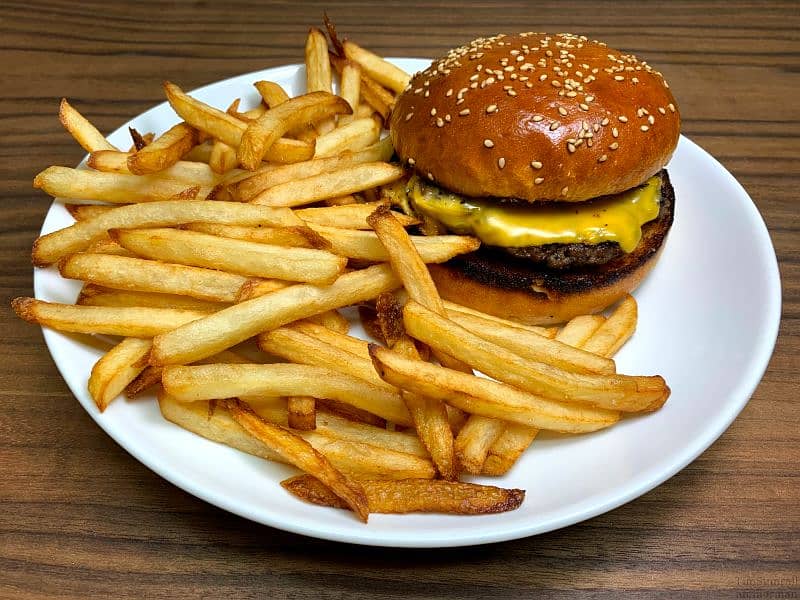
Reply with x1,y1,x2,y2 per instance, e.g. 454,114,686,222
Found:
1,1,798,598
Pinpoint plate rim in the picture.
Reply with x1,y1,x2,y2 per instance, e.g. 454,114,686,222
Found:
32,60,782,547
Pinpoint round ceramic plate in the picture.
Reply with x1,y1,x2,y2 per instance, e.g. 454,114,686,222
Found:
33,59,781,547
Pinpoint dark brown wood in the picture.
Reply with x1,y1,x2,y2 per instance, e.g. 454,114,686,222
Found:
1,1,798,598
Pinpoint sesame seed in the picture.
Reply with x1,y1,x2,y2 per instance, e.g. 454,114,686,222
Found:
459,108,471,116
484,139,494,148
498,157,506,169
408,158,415,166
618,116,629,122
579,103,589,111
598,154,608,163
658,107,667,115
532,115,543,122
586,95,595,102
601,118,610,126
486,104,498,114
445,114,451,122
427,172,434,181
539,74,548,81
436,118,444,127
424,90,429,97
640,125,650,132
430,108,437,116
612,127,619,138
549,121,560,131
470,82,478,89
648,115,655,125
567,143,576,153
551,80,562,87
507,89,517,96
530,161,543,169
668,103,676,112
558,106,568,116
609,142,619,150
534,177,545,184
405,113,414,122
614,75,625,81
469,74,479,82
561,186,569,196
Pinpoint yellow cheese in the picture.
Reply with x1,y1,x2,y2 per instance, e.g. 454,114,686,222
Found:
410,175,662,252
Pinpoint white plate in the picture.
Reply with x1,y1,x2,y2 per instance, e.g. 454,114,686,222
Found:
33,60,781,547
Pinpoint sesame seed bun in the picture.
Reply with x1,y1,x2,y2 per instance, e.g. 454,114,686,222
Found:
390,33,681,202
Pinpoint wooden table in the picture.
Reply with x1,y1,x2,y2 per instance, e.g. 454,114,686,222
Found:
2,1,797,597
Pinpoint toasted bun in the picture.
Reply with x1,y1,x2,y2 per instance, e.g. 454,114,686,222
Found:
391,33,680,202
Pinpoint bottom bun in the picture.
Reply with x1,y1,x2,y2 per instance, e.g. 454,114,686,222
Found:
428,249,662,325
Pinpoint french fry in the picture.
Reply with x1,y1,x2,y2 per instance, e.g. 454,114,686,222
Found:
11,298,207,337
225,399,369,521
305,223,479,263
250,162,403,207
372,292,457,479
443,301,556,338
253,81,318,142
444,309,615,374
367,204,473,373
234,278,292,301
32,200,301,266
248,401,425,456
257,326,393,391
162,363,412,426
228,138,393,201
110,227,346,284
85,236,133,257
163,82,315,164
88,337,152,411
58,98,118,152
305,309,350,334
77,284,228,312
88,151,220,186
150,264,400,366
183,222,314,248
208,140,238,174
323,195,358,206
313,118,380,158
481,308,631,475
369,344,621,433
65,203,114,222
343,40,411,94
182,140,215,163
581,295,638,357
295,201,418,230
59,253,249,303
129,128,151,151
238,92,350,170
403,300,670,412
289,321,371,360
306,28,333,93
33,167,212,204
330,53,393,121
282,475,524,515
556,314,607,347
127,122,199,175
158,394,434,479
337,61,361,126
287,396,316,430
482,424,539,477
454,415,506,475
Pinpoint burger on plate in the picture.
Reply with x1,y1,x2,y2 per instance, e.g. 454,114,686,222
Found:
390,33,680,324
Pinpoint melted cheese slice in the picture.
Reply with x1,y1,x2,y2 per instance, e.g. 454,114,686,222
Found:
410,175,662,252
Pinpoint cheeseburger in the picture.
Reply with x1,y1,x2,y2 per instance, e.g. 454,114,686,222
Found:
390,33,680,324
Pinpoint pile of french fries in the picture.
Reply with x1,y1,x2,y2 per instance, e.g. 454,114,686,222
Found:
13,21,670,522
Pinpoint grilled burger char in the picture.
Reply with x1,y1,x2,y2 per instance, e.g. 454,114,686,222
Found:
389,32,681,324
